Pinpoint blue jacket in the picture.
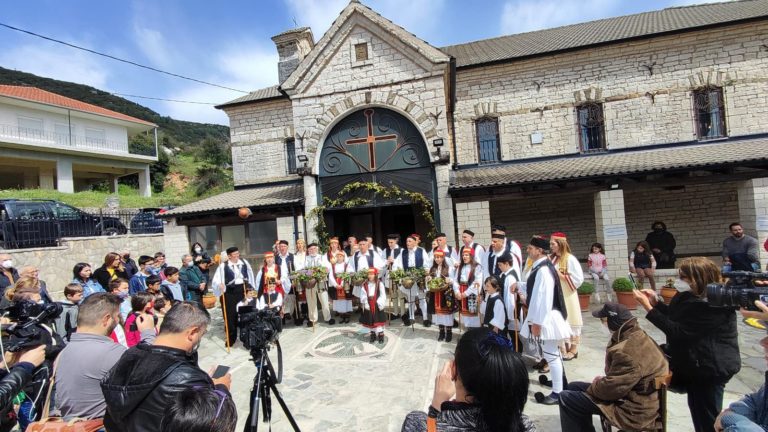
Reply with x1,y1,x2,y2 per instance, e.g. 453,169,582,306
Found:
129,272,150,295
721,372,768,431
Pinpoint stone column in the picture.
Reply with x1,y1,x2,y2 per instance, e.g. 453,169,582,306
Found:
454,200,491,248
594,189,629,281
434,164,456,245
56,159,74,193
737,177,768,265
303,175,319,242
138,166,152,197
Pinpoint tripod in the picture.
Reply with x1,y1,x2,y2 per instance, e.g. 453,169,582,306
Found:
245,341,301,432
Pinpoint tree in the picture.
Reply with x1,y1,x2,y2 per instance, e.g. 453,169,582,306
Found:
197,137,230,166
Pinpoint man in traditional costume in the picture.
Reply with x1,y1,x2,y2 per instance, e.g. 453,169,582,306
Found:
485,233,507,277
517,236,572,405
453,247,484,329
304,243,333,327
394,233,431,326
426,250,456,342
430,232,459,268
359,268,387,344
274,240,298,322
492,224,523,278
328,250,354,323
215,246,255,347
381,234,404,319
460,229,485,266
348,237,385,299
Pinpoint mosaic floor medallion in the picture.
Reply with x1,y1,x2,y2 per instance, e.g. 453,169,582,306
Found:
303,327,400,360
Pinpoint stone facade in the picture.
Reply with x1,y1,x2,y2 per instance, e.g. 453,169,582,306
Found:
5,234,163,299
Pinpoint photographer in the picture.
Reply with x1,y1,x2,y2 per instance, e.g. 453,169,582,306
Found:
0,345,45,432
633,257,740,432
102,302,231,432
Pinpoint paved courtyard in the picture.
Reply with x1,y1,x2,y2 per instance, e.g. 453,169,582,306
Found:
195,305,766,432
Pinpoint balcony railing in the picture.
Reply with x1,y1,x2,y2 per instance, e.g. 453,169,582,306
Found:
0,124,157,157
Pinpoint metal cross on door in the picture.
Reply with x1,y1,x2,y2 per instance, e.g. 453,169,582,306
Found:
344,109,397,170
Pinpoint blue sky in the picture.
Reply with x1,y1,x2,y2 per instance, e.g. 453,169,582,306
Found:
0,0,721,125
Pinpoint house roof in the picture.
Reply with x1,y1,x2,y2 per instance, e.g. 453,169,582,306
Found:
161,182,304,217
441,0,768,68
214,85,285,109
449,137,768,192
0,85,157,127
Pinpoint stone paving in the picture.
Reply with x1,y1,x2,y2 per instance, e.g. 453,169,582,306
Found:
195,305,766,432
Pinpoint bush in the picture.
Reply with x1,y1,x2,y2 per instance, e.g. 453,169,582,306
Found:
577,282,595,295
612,277,635,292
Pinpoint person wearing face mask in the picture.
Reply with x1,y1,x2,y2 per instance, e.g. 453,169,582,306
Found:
645,221,676,269
0,254,20,297
558,303,668,432
54,293,155,421
102,302,232,432
119,249,139,278
190,242,210,263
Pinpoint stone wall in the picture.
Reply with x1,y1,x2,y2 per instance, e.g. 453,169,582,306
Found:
5,234,163,300
453,21,768,164
162,219,191,271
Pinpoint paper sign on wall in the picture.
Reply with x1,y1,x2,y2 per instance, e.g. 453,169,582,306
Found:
757,216,768,232
603,224,628,240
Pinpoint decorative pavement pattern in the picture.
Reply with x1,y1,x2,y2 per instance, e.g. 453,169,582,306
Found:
194,305,766,432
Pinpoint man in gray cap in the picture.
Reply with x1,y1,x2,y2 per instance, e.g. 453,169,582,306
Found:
559,303,668,431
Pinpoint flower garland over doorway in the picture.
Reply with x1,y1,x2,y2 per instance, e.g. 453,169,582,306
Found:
308,181,437,248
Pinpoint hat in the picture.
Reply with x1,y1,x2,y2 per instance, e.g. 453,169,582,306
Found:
367,267,378,275
307,242,319,249
433,250,445,258
278,240,289,246
592,302,633,330
491,233,505,240
387,234,400,240
529,236,549,250
551,232,567,240
264,251,274,258
408,233,421,242
463,229,475,237
226,247,239,255
461,247,474,256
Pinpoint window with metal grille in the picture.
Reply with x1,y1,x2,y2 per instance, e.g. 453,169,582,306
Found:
693,86,726,140
354,43,369,62
577,103,606,152
286,138,297,174
475,117,501,164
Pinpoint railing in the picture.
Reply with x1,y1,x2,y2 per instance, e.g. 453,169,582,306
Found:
0,208,164,250
0,124,156,157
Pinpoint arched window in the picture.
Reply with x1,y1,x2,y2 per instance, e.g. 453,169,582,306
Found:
693,86,726,140
577,103,606,152
475,117,501,164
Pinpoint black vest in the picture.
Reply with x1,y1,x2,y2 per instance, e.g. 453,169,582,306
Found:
526,260,567,320
224,262,249,286
402,248,424,270
385,247,401,259
276,253,295,273
483,294,507,328
498,269,518,303
487,251,502,277
353,250,375,271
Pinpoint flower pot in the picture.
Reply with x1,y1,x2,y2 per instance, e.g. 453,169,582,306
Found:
202,294,217,309
660,287,677,305
614,291,637,310
578,294,591,312
301,279,318,290
352,277,365,287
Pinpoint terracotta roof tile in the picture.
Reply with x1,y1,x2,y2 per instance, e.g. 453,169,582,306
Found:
0,85,156,127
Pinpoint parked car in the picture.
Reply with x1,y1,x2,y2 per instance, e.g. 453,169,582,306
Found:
0,199,127,249
130,207,169,234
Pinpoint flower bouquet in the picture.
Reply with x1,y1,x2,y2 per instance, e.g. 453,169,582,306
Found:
427,276,450,292
408,267,428,289
352,269,369,286
338,271,354,293
388,269,407,286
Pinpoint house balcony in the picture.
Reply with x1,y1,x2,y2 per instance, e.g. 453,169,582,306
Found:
0,124,158,162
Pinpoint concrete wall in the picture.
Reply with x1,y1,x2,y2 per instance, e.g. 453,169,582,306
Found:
4,234,163,300
453,21,768,164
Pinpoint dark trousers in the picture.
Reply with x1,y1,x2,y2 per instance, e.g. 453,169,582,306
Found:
686,380,724,432
221,284,245,345
559,381,602,432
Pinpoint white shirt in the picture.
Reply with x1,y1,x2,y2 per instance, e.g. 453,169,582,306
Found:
462,242,485,266
348,249,385,272
391,247,431,271
360,281,386,310
484,292,506,330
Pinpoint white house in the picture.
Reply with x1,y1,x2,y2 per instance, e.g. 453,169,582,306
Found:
0,85,158,196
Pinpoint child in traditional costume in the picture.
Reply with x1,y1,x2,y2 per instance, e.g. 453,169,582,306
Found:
256,278,283,312
426,250,456,342
481,276,506,333
453,247,484,329
359,267,387,344
328,250,354,323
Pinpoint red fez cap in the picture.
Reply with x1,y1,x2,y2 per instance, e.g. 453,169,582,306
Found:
551,232,567,240
264,251,274,258
461,247,474,256
434,249,445,257
367,267,378,275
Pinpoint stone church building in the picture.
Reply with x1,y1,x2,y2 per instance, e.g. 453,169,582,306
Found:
163,0,768,278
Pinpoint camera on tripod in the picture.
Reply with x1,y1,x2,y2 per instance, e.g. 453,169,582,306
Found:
1,300,62,353
237,306,282,351
706,271,768,310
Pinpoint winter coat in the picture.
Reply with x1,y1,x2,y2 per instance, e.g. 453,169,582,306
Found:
92,265,129,291
0,363,34,432
401,402,537,432
646,290,740,386
586,318,669,430
101,343,228,432
179,265,205,297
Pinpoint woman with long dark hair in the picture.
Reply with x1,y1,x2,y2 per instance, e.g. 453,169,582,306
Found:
93,252,129,291
401,328,536,432
71,262,105,298
634,257,740,432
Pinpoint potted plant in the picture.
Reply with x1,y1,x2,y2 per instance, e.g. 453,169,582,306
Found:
352,269,369,286
201,292,217,309
660,278,677,305
577,282,595,312
612,277,637,310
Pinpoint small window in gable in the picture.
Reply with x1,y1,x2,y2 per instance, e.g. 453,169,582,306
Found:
354,43,369,62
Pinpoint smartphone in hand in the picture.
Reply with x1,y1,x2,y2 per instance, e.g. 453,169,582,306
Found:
212,365,230,379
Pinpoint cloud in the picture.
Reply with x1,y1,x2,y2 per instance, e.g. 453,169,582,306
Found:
132,25,175,69
0,41,110,89
500,0,620,35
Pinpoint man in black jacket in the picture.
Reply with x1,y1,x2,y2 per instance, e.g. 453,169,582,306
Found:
101,302,232,432
0,345,45,432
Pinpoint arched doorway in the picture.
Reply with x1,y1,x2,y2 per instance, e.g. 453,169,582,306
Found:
318,107,435,243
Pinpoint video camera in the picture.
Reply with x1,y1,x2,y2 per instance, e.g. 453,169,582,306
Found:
1,300,62,352
238,306,282,352
707,271,768,311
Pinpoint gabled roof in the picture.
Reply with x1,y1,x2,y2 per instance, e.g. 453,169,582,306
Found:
450,137,768,192
160,182,304,217
441,0,768,68
0,85,157,127
215,85,285,109
280,0,450,93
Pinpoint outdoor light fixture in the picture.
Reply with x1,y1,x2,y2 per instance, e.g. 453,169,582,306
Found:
432,138,444,147
297,154,309,163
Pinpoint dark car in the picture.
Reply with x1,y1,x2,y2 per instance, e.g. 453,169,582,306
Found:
130,207,168,234
0,199,127,249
